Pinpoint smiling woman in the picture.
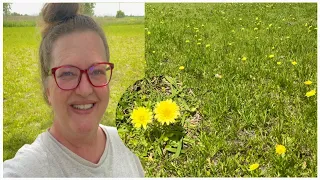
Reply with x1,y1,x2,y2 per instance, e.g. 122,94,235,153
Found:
3,3,144,178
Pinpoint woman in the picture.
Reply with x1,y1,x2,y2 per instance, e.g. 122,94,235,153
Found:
3,3,144,177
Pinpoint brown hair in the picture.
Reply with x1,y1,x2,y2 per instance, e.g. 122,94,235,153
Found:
39,3,109,104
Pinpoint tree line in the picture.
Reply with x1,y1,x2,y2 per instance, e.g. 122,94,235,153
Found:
3,3,126,18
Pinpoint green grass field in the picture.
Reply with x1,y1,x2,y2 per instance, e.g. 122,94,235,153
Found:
126,3,315,177
3,17,145,161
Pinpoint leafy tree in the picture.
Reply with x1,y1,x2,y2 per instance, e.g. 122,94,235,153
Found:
80,3,95,16
3,3,12,16
116,10,125,18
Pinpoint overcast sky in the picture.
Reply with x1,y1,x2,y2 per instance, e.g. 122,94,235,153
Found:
10,3,145,16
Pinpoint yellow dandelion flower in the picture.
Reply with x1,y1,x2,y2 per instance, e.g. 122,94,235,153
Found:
154,99,180,125
292,61,297,65
130,107,153,129
179,66,185,70
152,51,156,54
186,40,190,43
304,80,312,85
255,17,259,20
242,57,247,61
239,18,242,21
276,144,286,155
206,44,210,48
254,27,258,31
249,163,259,171
269,54,275,59
306,89,316,97
277,62,282,65
147,31,151,35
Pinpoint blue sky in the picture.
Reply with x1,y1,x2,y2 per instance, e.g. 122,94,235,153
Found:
10,3,145,16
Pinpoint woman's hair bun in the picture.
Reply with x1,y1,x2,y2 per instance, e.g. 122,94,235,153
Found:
42,3,79,24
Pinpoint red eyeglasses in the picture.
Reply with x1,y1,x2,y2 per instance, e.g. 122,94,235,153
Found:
50,62,114,90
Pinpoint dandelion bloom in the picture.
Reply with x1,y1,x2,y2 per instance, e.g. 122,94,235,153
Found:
179,66,185,70
277,62,282,65
242,57,247,61
152,51,156,54
304,80,312,85
306,89,316,97
269,54,275,58
276,144,286,155
249,163,259,171
154,99,180,125
292,61,297,65
147,31,151,35
130,107,153,129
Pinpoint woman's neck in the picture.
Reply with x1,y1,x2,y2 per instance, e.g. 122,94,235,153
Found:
49,123,106,164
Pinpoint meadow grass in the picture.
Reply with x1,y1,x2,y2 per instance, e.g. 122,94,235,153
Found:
135,3,316,177
3,16,144,27
3,22,144,160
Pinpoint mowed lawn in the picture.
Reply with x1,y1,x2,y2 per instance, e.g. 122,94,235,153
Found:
143,3,317,177
3,20,145,160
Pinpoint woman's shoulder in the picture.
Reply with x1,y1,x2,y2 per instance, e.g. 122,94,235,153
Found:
3,132,50,177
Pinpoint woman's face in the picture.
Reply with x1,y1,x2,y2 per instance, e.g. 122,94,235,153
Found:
47,31,109,135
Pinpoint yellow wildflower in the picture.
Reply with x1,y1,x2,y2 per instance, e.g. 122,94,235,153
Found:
277,62,282,65
306,89,316,97
130,107,153,129
249,163,259,171
304,80,312,85
269,54,275,59
292,61,297,65
186,40,190,43
154,99,180,125
276,144,286,155
147,31,151,35
152,51,156,54
242,57,247,61
179,66,185,70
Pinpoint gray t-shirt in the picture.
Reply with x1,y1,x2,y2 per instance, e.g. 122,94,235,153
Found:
3,125,144,178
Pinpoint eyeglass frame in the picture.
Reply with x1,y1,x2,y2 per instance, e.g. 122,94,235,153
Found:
49,62,114,90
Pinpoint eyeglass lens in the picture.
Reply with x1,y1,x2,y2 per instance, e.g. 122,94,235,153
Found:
55,64,112,90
